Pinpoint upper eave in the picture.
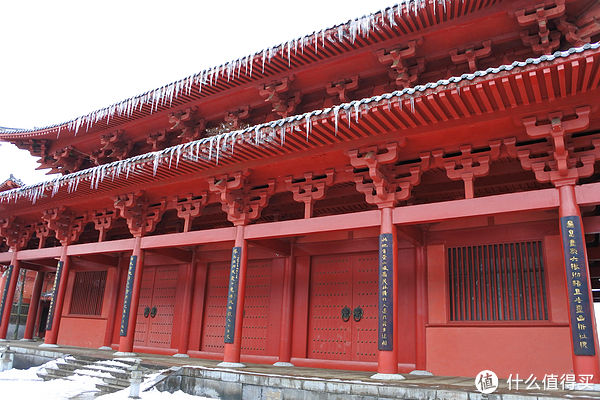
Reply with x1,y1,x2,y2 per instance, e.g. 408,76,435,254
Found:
1,41,599,209
0,0,499,141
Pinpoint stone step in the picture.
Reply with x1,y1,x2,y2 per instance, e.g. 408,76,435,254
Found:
96,382,129,394
101,375,132,388
38,368,73,381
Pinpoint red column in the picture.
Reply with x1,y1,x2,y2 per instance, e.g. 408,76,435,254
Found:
221,225,248,367
275,245,296,366
0,251,20,339
558,184,600,381
44,245,69,345
23,271,45,340
374,207,401,378
118,235,143,354
175,250,197,357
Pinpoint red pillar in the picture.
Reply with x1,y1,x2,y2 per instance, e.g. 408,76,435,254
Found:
558,184,600,381
23,271,45,340
175,250,197,357
374,207,401,378
220,225,248,367
275,245,296,366
118,235,143,354
43,245,69,345
0,251,20,339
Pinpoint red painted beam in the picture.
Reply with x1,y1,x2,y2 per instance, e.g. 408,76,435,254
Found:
393,188,560,225
67,238,135,256
141,227,235,249
18,247,61,260
0,253,10,263
576,182,600,207
244,210,381,239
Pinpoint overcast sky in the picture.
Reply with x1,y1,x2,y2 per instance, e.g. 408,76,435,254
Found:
0,0,395,185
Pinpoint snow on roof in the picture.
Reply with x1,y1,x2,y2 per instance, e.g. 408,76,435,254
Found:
0,0,445,137
1,41,598,205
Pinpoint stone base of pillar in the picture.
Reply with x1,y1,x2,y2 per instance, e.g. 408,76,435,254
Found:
273,361,294,367
370,373,405,380
19,339,34,342
0,339,7,342
113,351,136,357
173,353,189,358
409,370,433,376
98,346,113,350
217,361,245,368
39,343,58,348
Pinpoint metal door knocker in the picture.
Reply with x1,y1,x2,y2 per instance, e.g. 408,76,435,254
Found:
143,306,150,318
341,306,351,322
353,306,363,322
150,306,157,318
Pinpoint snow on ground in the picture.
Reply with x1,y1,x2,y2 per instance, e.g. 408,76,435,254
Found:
0,359,216,399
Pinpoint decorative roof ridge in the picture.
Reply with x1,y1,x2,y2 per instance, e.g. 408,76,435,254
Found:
1,40,598,205
0,0,458,138
0,174,24,192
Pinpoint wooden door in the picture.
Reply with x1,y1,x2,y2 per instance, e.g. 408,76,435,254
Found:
134,265,178,348
308,252,378,362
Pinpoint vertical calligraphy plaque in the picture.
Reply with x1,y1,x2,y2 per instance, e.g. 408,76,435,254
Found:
0,265,14,323
561,216,595,356
46,261,64,331
378,233,393,351
224,246,241,344
119,255,137,337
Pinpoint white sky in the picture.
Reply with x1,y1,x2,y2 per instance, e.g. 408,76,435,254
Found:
0,0,395,185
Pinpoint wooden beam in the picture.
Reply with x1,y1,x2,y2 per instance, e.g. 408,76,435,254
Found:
584,216,600,234
74,254,119,267
141,227,235,249
394,188,559,225
245,210,381,239
68,238,135,256
25,259,59,268
249,239,291,256
18,247,61,261
576,182,600,207
146,247,193,263
397,225,423,246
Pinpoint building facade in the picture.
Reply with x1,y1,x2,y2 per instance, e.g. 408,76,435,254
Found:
1,0,600,380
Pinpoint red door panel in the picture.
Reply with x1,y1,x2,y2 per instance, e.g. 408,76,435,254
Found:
147,266,178,348
308,252,378,362
134,267,155,346
241,259,274,356
351,253,378,362
201,262,229,353
308,254,353,360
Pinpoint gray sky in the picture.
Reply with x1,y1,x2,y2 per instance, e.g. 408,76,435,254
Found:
0,0,395,185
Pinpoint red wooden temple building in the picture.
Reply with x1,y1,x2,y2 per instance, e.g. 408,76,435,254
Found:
1,0,600,381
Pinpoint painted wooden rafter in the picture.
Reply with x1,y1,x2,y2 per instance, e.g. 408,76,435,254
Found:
377,39,424,89
175,192,208,232
348,141,429,208
259,77,301,118
91,209,115,242
326,76,359,103
518,106,600,186
435,141,501,199
285,169,334,218
208,170,274,225
113,192,166,237
450,40,492,73
515,0,565,55
0,217,33,250
42,207,87,245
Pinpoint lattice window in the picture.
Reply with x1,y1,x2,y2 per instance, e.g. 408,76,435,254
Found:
69,271,107,316
448,241,549,321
